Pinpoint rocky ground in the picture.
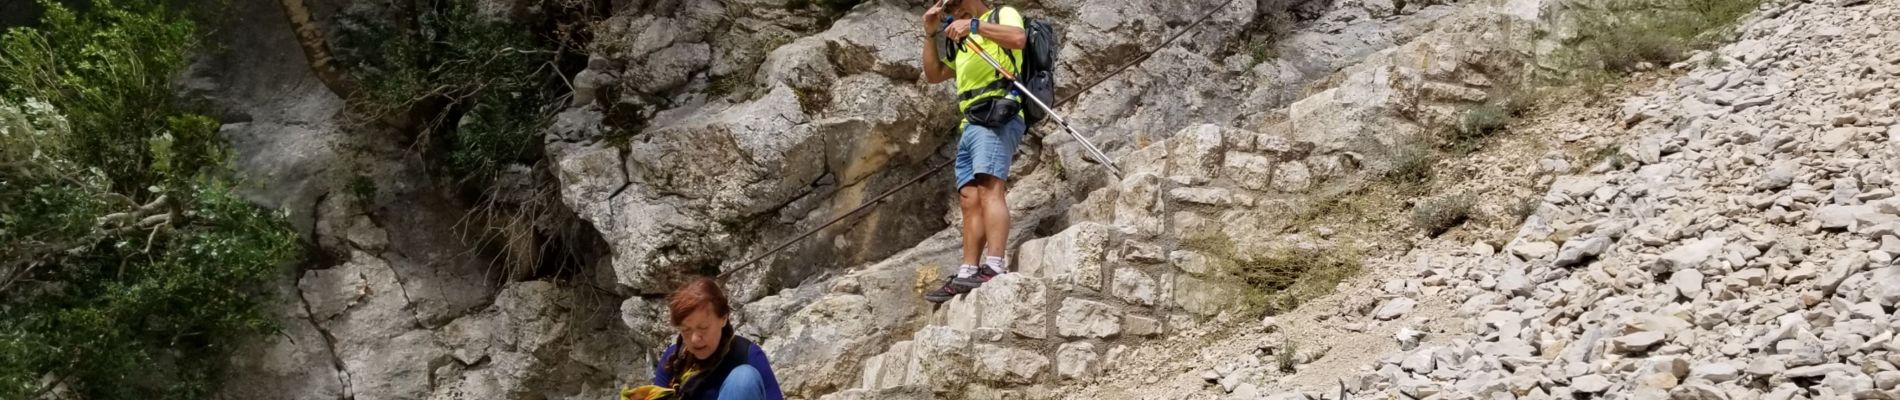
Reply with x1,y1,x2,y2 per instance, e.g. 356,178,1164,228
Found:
202,0,1900,398
1062,0,1900,398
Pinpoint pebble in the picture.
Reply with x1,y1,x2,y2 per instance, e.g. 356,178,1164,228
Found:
1374,297,1417,321
1688,362,1740,382
1747,355,1787,377
1395,328,1426,351
1613,331,1668,354
1572,374,1613,393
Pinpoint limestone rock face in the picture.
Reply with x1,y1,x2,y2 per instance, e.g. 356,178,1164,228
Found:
554,3,969,309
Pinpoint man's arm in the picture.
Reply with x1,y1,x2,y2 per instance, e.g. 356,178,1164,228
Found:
944,19,1026,50
921,4,954,84
974,22,1025,50
923,34,953,83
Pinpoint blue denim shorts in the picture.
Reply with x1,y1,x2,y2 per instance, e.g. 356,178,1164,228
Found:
954,118,1026,189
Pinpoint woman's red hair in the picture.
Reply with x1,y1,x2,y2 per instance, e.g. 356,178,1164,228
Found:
667,277,732,326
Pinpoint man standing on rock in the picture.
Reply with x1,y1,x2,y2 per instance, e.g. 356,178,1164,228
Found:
920,0,1028,303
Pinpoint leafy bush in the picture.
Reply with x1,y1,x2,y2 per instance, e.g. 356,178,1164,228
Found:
0,2,299,398
1237,246,1362,315
1441,79,1536,153
1411,193,1475,236
1186,232,1362,317
0,0,208,194
330,2,558,186
1548,0,1759,81
1508,195,1541,222
1221,10,1296,69
1448,104,1512,151
1384,143,1438,193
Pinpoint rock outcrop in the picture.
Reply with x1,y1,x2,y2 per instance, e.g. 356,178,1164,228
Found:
551,3,963,304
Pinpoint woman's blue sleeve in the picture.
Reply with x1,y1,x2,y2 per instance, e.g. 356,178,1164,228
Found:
747,346,785,400
653,344,678,387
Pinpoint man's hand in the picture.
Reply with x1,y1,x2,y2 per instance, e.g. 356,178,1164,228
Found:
943,19,972,39
923,4,945,33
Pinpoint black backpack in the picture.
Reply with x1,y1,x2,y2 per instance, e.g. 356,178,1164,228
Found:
993,7,1059,126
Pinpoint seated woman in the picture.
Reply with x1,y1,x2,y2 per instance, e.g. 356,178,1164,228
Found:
623,277,784,400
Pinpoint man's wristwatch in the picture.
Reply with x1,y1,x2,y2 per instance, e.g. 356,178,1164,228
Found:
970,18,980,36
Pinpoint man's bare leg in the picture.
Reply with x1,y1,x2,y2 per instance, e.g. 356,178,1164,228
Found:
979,176,1009,272
958,184,986,270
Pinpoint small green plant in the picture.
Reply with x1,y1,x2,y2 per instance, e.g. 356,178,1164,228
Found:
1447,104,1512,152
1276,338,1299,373
602,101,651,150
708,74,748,98
1582,145,1631,171
1245,35,1280,68
348,174,378,205
1508,196,1541,222
1411,193,1476,237
1047,151,1067,179
1442,80,1535,154
794,85,832,114
1384,144,1438,194
1219,12,1295,69
1702,53,1729,69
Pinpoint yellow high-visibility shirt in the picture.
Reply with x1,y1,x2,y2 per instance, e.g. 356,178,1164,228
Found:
939,7,1024,121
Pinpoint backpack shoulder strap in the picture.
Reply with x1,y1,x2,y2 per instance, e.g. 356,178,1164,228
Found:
990,6,1018,75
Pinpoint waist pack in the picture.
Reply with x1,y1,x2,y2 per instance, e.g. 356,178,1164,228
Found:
964,96,1022,129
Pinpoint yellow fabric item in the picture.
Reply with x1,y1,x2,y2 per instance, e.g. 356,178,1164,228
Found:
622,368,700,400
619,385,674,400
941,7,1024,116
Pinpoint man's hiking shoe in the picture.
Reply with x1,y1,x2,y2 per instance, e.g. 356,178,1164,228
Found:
965,265,1001,284
923,268,1006,303
923,276,975,303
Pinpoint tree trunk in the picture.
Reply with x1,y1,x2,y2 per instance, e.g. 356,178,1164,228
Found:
278,0,362,101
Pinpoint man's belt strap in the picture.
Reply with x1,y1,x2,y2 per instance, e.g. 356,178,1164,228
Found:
957,79,1014,101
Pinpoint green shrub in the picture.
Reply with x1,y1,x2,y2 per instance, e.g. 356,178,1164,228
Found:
1411,193,1475,236
1582,145,1633,171
0,0,206,194
1547,0,1759,82
1211,241,1363,316
1442,80,1536,154
349,174,378,205
1245,34,1280,68
331,3,557,186
1221,11,1295,69
0,2,299,398
1508,195,1541,222
1275,338,1299,373
1385,143,1438,193
1447,104,1512,152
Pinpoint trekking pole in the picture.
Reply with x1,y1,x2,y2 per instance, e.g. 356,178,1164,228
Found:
959,39,1124,179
